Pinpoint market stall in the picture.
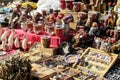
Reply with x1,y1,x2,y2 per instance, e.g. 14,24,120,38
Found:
0,0,120,80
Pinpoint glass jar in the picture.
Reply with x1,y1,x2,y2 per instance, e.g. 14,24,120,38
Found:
33,21,44,34
54,22,64,36
45,23,54,34
21,22,27,31
26,20,33,29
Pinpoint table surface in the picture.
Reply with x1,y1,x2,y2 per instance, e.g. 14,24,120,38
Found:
2,28,74,48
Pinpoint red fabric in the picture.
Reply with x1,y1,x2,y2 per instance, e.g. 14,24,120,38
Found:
2,28,74,48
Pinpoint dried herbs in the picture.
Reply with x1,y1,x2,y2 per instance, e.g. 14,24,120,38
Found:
0,55,31,80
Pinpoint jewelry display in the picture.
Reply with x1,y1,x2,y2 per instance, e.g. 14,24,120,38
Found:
74,66,103,80
74,47,118,77
105,61,120,80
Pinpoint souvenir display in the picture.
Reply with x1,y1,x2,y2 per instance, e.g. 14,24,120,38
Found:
105,61,120,80
74,47,118,77
0,0,120,80
31,56,70,80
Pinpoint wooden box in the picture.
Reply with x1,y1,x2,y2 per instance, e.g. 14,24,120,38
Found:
29,42,57,56
74,47,118,77
50,68,80,80
31,65,56,80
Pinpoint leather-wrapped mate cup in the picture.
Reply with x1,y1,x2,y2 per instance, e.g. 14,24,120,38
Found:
41,36,50,48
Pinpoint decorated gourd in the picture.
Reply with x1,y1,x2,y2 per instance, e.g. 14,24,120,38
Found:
1,38,8,51
8,29,15,49
22,35,27,51
1,28,9,41
14,34,20,49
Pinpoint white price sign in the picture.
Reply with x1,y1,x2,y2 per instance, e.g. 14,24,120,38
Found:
118,8,120,14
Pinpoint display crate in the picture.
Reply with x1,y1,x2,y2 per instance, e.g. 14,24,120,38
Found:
73,47,118,77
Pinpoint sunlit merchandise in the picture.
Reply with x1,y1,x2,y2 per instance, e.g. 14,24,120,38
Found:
105,61,120,80
73,47,118,77
0,55,31,80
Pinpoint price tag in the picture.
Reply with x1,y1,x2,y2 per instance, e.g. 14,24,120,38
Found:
117,8,120,14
